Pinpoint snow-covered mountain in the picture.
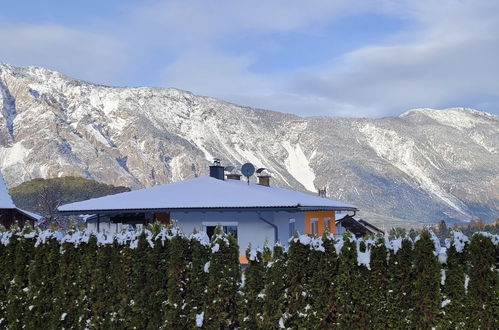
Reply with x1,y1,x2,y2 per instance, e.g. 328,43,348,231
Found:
1,63,498,227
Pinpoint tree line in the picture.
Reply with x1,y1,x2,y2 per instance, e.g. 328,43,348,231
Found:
0,225,497,329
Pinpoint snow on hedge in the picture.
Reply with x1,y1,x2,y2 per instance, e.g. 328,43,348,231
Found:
447,231,469,252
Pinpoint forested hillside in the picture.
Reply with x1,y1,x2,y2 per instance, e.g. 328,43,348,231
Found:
10,177,129,221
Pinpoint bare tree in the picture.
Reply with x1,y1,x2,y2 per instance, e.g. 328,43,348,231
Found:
36,181,67,230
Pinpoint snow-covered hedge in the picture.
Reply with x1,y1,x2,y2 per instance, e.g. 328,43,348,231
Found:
0,226,497,329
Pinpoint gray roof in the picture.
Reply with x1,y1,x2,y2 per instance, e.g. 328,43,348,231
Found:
59,176,357,213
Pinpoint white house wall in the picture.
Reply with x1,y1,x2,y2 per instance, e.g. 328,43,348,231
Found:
172,210,306,254
85,210,307,254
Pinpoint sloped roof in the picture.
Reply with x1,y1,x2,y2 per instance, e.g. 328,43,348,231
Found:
358,219,384,234
336,215,383,237
17,208,44,221
0,173,16,209
1,172,43,221
59,176,357,213
336,215,371,237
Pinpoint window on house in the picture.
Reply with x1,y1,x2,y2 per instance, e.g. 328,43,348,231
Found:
206,226,216,239
310,218,319,235
205,225,238,239
324,217,331,233
289,218,296,237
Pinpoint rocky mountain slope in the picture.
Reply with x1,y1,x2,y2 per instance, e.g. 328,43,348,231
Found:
1,63,498,228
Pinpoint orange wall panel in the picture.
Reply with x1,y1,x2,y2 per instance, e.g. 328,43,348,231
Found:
304,210,336,236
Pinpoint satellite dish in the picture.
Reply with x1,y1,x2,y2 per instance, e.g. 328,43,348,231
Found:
241,163,255,181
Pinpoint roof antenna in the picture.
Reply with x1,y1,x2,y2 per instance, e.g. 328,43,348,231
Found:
241,163,255,185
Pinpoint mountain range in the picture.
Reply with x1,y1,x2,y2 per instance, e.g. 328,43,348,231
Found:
1,63,498,228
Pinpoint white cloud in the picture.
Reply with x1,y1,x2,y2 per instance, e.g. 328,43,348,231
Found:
132,0,365,44
144,0,499,117
1,0,498,117
285,0,499,116
0,23,129,84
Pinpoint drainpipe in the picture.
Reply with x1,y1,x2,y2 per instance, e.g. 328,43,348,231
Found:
258,212,278,244
97,214,100,233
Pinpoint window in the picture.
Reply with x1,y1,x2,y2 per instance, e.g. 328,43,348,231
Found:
206,226,216,239
204,223,238,240
310,218,319,235
289,218,296,237
223,226,238,239
324,217,331,233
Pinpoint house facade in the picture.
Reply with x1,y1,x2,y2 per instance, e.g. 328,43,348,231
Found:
58,162,358,253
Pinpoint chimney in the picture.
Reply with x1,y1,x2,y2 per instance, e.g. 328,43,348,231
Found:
226,173,241,181
257,174,270,187
209,159,225,180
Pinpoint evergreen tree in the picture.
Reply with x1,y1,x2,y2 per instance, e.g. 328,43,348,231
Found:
120,239,136,327
164,233,191,328
412,230,441,329
336,233,367,328
466,233,498,329
408,228,418,241
0,230,17,326
107,239,128,327
286,235,313,328
5,228,36,329
204,227,241,329
241,247,265,329
261,243,273,266
89,235,115,328
26,231,61,329
262,244,288,329
309,232,339,328
439,232,468,329
128,231,156,329
386,237,414,328
367,235,388,329
75,234,98,329
146,227,170,329
56,231,85,328
186,232,209,328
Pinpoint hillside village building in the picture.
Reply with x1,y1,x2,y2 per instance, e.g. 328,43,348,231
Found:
58,162,361,254
0,173,41,228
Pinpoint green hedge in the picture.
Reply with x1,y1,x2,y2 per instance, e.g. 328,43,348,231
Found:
0,226,497,329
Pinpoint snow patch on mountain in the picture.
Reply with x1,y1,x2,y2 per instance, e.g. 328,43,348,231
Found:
0,142,31,168
468,132,497,154
282,141,316,192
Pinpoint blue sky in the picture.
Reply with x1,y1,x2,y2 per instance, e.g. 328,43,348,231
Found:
1,0,498,117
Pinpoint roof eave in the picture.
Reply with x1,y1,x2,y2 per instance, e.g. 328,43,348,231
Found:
57,204,358,215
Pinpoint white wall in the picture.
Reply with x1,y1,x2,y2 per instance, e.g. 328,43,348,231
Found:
86,209,308,254
172,210,276,254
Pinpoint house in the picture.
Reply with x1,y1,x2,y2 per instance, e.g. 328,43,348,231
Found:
336,214,384,238
58,161,359,254
0,173,42,228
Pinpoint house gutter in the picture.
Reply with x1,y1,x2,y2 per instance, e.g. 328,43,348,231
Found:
258,212,278,244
